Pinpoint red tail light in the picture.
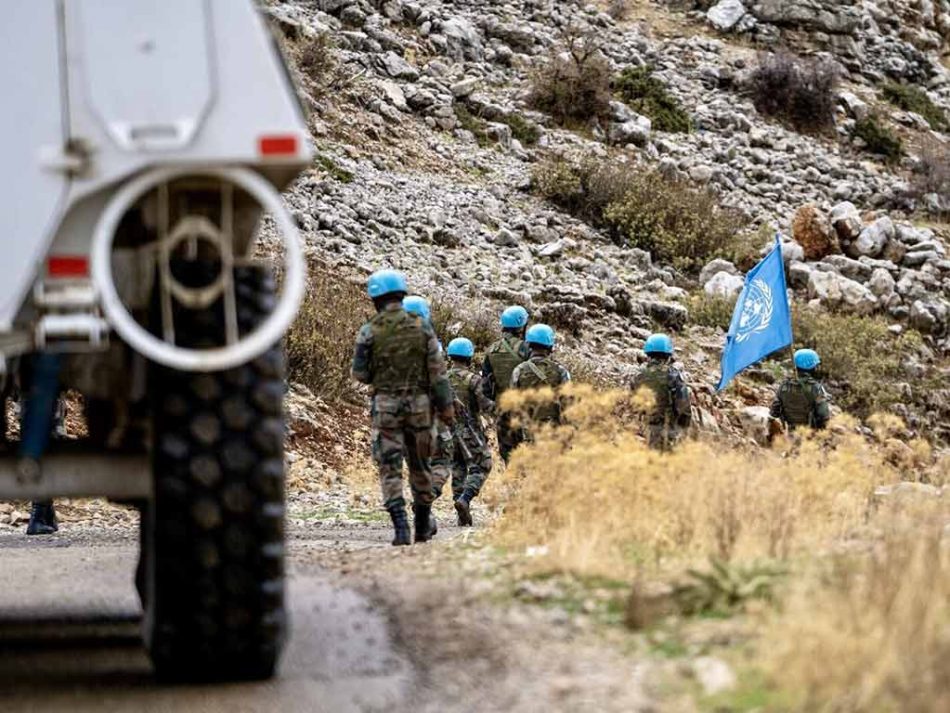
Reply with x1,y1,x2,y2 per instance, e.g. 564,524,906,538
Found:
258,134,298,156
48,255,89,278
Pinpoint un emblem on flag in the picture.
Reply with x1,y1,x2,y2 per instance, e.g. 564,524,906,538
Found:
736,278,773,343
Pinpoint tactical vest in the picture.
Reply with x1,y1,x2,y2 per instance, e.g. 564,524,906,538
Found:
780,379,816,428
369,309,429,392
516,357,565,422
486,336,526,394
638,364,675,425
448,367,477,419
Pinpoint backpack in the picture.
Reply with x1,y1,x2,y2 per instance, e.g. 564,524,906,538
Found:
448,367,477,420
486,335,527,394
369,309,429,392
779,378,817,428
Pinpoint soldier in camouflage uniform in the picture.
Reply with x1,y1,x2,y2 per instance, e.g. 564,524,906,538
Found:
631,333,692,451
352,271,454,546
482,305,531,463
444,338,494,527
770,348,831,431
510,324,571,434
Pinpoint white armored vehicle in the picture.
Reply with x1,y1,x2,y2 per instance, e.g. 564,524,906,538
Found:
0,0,312,681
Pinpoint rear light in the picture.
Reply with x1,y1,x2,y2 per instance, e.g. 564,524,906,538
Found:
47,255,89,278
258,134,298,157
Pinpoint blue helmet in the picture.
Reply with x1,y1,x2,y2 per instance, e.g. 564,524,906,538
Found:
644,333,674,356
794,348,820,371
525,323,556,348
500,305,529,329
367,269,407,299
402,295,431,321
446,337,475,359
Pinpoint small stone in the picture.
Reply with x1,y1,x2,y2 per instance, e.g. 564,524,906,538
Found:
692,657,737,695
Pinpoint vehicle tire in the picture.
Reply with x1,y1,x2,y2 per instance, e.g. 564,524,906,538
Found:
143,265,286,682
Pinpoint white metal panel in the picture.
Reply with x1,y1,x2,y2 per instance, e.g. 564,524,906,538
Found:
0,0,68,329
72,0,213,152
0,452,151,500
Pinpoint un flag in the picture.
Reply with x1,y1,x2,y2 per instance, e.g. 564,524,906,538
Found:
717,237,793,391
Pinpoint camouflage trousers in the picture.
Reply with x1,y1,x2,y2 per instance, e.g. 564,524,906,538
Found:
451,426,493,499
371,392,434,507
645,423,684,452
430,417,455,499
496,410,524,464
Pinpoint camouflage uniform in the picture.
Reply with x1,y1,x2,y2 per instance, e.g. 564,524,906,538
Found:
429,415,455,499
510,353,571,429
631,361,692,450
352,303,452,508
448,365,494,499
770,374,831,430
482,333,531,462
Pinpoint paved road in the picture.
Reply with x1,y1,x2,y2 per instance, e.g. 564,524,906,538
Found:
0,527,412,712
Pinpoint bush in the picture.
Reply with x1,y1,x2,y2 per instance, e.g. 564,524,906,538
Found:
531,155,637,226
286,265,372,403
454,105,491,146
911,137,950,217
429,298,499,356
748,52,839,134
314,153,354,183
688,293,736,329
504,113,541,146
882,81,948,131
614,66,692,133
854,115,903,163
297,33,337,97
603,169,749,272
527,27,612,125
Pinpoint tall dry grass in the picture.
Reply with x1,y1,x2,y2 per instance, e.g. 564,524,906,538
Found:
493,385,932,577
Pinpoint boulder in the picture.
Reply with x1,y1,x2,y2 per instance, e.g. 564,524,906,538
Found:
849,216,894,258
910,300,948,334
377,51,419,80
868,268,896,298
829,201,863,242
441,18,483,61
641,300,688,330
450,77,480,99
378,80,408,111
704,271,745,298
707,0,748,32
837,92,869,121
608,115,652,146
788,260,814,290
793,203,838,260
821,255,872,283
807,271,877,314
739,406,773,445
699,258,739,286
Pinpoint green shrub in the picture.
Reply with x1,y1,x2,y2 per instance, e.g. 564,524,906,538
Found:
314,153,354,183
297,33,337,97
528,27,612,125
504,113,541,146
748,52,839,134
793,309,921,417
854,115,903,164
531,155,635,226
614,66,692,133
689,293,737,330
430,298,499,355
603,170,749,273
912,137,950,217
882,82,948,131
455,105,491,146
286,265,372,403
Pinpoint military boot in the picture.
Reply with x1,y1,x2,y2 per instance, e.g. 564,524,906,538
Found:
413,501,433,543
386,499,411,546
454,487,476,527
26,500,58,536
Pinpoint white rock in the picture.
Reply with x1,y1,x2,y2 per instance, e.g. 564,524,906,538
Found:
707,0,747,32
739,406,773,445
838,91,869,121
699,258,738,286
378,80,408,111
829,201,862,241
851,217,894,258
807,271,877,314
690,165,714,183
450,77,480,99
704,271,745,298
868,268,895,298
608,115,652,146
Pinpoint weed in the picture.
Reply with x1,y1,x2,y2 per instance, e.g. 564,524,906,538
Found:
297,33,337,98
314,153,355,183
615,66,692,133
672,559,787,617
503,113,541,146
688,293,736,330
285,264,371,403
854,115,903,163
454,105,491,147
748,51,839,134
882,81,948,131
528,26,612,125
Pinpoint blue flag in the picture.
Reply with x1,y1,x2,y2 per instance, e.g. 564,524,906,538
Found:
717,237,793,391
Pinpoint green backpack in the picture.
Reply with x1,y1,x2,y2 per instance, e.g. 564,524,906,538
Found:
779,379,817,427
369,310,428,391
486,336,526,394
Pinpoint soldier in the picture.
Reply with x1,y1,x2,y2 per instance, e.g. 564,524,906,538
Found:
631,333,692,451
510,324,571,432
403,294,449,539
445,338,494,527
482,305,531,463
352,271,454,546
770,348,831,431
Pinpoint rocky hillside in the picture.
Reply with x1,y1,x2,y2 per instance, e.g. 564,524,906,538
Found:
261,0,950,441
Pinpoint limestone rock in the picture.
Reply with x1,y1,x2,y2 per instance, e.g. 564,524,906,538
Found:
704,271,745,298
700,259,739,286
739,406,773,445
793,203,838,260
829,202,863,243
807,271,877,314
707,1,748,32
849,217,894,259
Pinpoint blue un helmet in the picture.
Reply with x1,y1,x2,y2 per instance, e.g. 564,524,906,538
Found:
525,323,556,348
794,348,821,371
402,295,431,321
446,337,475,359
500,305,529,329
367,269,408,299
644,333,674,356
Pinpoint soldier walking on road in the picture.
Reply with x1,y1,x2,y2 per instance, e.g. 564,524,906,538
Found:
482,305,531,463
510,324,571,434
445,338,494,527
352,271,454,546
770,348,831,432
631,333,692,451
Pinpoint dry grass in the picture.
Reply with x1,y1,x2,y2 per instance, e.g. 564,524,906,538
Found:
493,386,936,577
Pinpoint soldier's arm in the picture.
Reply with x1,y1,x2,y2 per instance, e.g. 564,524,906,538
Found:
813,385,832,429
424,323,453,410
471,374,495,415
351,324,374,385
671,370,692,426
769,386,785,420
481,356,497,400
